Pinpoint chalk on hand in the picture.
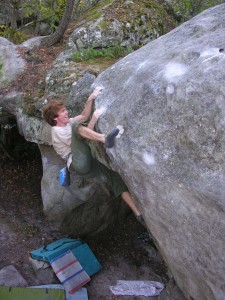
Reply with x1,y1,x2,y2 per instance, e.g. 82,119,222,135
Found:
116,125,124,138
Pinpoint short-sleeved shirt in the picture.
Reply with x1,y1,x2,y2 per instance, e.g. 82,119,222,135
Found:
52,120,128,196
51,119,73,168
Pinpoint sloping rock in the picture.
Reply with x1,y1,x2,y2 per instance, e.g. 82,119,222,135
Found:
93,4,225,300
19,36,45,50
0,36,44,119
0,265,28,287
68,17,124,51
39,143,130,229
0,36,44,90
0,91,23,115
40,144,95,223
16,109,51,144
0,37,25,86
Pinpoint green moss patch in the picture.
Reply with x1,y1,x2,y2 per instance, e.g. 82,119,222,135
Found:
74,0,176,38
71,45,133,63
0,62,3,79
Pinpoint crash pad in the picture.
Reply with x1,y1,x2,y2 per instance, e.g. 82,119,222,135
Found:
31,285,88,300
0,285,65,300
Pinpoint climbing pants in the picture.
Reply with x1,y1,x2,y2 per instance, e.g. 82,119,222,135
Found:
70,122,128,197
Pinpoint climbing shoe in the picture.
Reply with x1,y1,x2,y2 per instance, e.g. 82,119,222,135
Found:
135,215,147,228
105,128,120,148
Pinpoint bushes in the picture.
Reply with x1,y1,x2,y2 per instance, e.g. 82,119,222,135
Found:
168,0,224,22
71,45,133,62
0,27,29,44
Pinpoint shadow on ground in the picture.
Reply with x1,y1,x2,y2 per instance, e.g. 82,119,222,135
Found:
0,142,168,299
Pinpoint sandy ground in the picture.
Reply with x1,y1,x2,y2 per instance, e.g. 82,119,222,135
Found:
0,142,168,299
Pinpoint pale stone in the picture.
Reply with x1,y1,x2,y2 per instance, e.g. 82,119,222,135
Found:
94,4,225,300
0,265,27,287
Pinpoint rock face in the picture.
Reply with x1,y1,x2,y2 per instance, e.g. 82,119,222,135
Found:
1,4,225,298
39,143,129,227
0,38,25,85
93,4,225,300
68,0,173,51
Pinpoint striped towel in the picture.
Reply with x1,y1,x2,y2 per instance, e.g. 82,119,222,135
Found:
50,250,91,294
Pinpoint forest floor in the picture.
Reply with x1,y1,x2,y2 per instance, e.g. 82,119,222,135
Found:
0,143,168,299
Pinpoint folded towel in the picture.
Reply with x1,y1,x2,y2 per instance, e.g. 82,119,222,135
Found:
50,250,90,294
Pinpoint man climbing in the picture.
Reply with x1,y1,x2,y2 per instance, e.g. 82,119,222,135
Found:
43,87,145,226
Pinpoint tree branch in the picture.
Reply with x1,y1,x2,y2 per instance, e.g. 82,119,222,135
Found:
14,15,54,33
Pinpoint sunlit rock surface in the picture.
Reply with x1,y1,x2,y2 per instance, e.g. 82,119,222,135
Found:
94,4,225,300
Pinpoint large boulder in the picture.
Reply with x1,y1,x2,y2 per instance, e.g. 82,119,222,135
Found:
0,36,44,118
93,4,225,300
68,0,173,51
40,144,128,227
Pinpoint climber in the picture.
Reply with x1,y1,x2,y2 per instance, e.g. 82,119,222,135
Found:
43,87,145,226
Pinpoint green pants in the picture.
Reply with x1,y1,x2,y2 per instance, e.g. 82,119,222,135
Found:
70,122,128,197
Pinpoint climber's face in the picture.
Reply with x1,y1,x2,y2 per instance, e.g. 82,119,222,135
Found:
54,106,70,126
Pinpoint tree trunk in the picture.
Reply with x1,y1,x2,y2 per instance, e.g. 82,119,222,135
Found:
41,0,81,47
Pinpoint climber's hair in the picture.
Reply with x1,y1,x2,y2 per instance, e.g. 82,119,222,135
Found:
43,100,65,126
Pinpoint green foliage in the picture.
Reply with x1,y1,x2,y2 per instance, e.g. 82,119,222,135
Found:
169,0,224,22
0,27,28,44
86,10,102,22
0,25,6,32
76,0,102,14
23,94,43,117
98,19,110,30
0,62,3,79
71,45,133,62
21,0,67,30
84,0,113,22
